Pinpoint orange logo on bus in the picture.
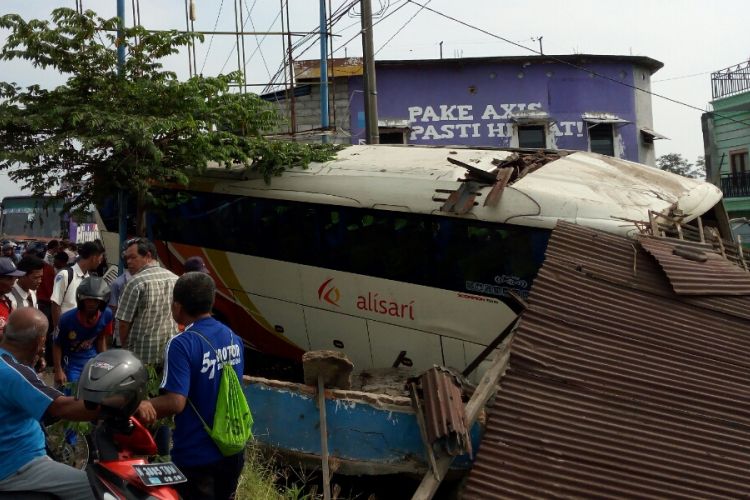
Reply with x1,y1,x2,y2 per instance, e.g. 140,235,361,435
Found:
318,278,340,307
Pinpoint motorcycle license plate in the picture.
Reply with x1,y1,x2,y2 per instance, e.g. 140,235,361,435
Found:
132,462,187,486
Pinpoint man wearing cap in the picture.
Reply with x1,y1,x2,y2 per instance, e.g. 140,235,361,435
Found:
0,257,25,338
7,256,43,310
2,244,17,265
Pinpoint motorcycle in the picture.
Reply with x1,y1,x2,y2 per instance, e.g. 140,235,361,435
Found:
42,350,185,499
80,349,184,499
84,413,183,499
5,415,182,500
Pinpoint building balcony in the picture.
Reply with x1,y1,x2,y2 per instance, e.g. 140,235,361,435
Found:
721,172,750,198
712,60,750,100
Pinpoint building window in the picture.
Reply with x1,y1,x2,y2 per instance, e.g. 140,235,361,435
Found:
730,149,748,175
589,124,615,156
378,127,407,144
517,125,546,149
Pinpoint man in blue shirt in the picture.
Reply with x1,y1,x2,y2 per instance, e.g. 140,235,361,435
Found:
53,276,113,389
0,307,98,499
137,272,245,500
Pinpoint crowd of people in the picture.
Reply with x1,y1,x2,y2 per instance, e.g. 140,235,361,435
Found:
0,237,245,499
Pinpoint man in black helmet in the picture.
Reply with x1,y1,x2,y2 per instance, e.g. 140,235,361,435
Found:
53,276,113,389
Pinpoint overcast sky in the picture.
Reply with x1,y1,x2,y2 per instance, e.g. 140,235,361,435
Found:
1,0,748,199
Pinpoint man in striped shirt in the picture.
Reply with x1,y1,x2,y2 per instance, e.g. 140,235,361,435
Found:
115,238,178,367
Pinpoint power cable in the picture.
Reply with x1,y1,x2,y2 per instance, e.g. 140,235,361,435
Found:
262,0,361,93
218,0,260,74
375,0,431,56
330,0,410,57
242,10,281,69
243,0,274,81
652,71,712,83
405,0,750,128
200,0,225,75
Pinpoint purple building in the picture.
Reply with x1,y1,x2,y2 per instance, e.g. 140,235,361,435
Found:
266,54,665,165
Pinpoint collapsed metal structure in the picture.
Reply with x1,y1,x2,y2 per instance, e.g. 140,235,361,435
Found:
464,221,750,498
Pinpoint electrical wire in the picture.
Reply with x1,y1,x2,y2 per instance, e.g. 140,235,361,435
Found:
218,0,260,74
261,0,362,93
330,0,411,57
405,0,750,128
375,0,431,56
242,10,281,68
652,71,712,83
200,0,225,75
244,0,275,81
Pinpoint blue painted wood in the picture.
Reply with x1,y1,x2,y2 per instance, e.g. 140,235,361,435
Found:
244,381,479,472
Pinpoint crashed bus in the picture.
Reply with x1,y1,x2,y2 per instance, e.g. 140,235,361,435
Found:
98,145,727,376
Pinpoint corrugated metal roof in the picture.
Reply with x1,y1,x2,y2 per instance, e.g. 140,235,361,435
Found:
419,367,472,456
639,236,750,296
463,221,750,499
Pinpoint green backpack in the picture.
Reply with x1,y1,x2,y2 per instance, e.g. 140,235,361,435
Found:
187,330,253,456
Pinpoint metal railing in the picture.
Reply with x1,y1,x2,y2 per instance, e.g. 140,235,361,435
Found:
712,60,750,100
720,171,750,198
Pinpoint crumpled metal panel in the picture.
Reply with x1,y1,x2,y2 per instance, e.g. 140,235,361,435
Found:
639,236,750,295
420,367,472,457
463,221,750,499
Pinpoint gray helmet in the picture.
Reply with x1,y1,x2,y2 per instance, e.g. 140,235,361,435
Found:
77,350,147,417
76,276,111,311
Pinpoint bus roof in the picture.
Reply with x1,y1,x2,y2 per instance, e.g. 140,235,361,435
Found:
194,145,722,236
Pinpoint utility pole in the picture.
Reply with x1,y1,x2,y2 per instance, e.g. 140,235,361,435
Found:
319,0,330,143
116,0,127,272
361,0,379,144
439,40,443,59
285,1,297,134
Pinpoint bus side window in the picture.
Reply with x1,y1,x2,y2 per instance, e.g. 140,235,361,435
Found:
321,208,346,269
345,210,384,276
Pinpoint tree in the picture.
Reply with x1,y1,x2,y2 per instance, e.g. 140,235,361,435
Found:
655,153,705,180
0,8,339,233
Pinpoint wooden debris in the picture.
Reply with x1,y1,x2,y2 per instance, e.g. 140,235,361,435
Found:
302,350,353,390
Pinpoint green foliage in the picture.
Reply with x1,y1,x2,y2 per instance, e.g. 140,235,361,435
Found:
236,445,315,500
656,153,705,179
0,8,341,212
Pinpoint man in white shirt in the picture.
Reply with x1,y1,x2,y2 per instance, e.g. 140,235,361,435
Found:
7,256,44,310
51,241,104,331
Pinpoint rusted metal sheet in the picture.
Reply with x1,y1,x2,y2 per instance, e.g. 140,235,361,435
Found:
482,167,513,208
463,221,750,499
294,57,363,79
439,181,480,215
638,236,750,295
419,368,472,457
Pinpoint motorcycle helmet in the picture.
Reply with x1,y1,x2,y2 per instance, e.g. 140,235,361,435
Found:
77,349,148,417
76,276,111,312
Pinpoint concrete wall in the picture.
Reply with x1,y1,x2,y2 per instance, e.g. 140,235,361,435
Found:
633,66,657,166
706,92,750,218
346,59,655,163
265,79,350,140
712,92,750,175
